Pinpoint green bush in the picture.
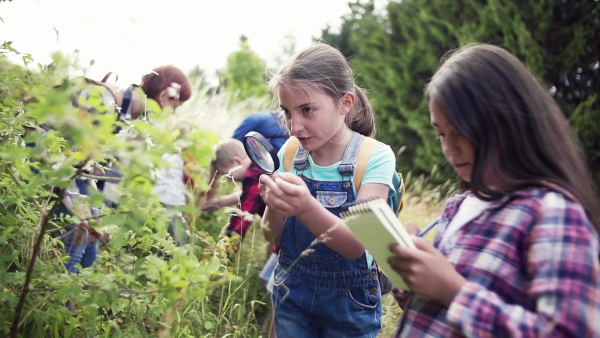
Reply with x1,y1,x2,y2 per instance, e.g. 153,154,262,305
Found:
0,45,274,338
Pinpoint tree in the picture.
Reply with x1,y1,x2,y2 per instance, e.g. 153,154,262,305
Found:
219,35,268,103
322,0,600,190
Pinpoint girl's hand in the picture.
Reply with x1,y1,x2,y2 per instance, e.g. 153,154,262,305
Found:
259,173,311,217
387,237,466,307
404,221,421,235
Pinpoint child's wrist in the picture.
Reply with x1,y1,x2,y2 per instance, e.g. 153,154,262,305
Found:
296,196,319,220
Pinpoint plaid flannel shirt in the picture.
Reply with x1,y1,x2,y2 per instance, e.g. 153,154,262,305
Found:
226,164,265,238
396,186,600,337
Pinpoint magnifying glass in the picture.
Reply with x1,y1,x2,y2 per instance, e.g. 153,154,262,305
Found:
243,131,280,174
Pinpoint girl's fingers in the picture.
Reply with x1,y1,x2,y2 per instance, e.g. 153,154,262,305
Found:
404,221,420,235
387,257,415,279
274,178,305,196
411,236,439,255
389,243,420,259
275,172,303,183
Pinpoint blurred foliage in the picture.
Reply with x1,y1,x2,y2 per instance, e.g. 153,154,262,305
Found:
0,41,274,337
218,35,269,105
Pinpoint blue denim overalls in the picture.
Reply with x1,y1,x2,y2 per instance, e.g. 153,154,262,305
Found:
272,132,382,338
61,179,100,275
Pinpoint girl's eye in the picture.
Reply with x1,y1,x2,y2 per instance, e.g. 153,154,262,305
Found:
281,109,290,117
302,107,313,114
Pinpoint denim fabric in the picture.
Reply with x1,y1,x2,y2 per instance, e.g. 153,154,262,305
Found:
272,133,382,337
57,179,100,274
62,226,98,274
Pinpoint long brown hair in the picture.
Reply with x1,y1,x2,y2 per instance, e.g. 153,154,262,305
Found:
426,43,599,231
268,42,376,137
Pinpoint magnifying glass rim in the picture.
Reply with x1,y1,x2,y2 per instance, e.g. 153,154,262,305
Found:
243,131,280,174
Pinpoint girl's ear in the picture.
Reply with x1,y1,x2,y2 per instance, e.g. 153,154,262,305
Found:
340,92,356,115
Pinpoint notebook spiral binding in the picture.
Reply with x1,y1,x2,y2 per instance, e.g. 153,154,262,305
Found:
340,196,380,214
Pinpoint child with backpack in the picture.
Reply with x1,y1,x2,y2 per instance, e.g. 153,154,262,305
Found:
258,42,398,337
388,43,600,337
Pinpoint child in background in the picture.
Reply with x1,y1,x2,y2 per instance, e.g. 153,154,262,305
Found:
200,138,265,239
204,113,288,338
144,65,193,245
388,43,600,337
258,42,397,337
101,65,194,245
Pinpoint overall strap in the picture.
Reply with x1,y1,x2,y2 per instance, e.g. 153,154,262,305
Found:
293,146,310,172
282,136,311,173
338,132,365,176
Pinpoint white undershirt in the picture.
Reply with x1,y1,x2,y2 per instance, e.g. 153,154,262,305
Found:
153,152,186,206
440,195,491,246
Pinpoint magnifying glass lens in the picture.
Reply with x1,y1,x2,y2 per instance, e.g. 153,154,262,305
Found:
243,132,280,174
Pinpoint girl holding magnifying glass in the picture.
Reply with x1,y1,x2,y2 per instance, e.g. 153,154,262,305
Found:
258,42,397,338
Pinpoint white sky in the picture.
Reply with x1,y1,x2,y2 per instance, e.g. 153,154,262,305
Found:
0,0,360,86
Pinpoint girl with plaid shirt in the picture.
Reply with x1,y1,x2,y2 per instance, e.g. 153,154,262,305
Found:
389,44,600,337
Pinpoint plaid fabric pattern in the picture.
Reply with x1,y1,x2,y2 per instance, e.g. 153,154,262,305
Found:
396,187,600,337
226,164,265,238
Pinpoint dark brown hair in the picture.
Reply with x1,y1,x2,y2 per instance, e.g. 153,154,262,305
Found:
426,43,599,231
268,42,375,137
140,65,191,103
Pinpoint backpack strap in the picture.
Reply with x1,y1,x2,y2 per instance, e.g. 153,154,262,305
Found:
283,136,301,172
353,137,378,192
119,85,134,121
100,71,117,83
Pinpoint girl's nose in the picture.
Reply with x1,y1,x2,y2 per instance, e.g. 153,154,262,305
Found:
443,138,459,156
289,115,303,135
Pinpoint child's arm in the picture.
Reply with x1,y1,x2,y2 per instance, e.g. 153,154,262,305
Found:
199,191,241,211
260,206,286,244
261,173,388,259
389,194,600,337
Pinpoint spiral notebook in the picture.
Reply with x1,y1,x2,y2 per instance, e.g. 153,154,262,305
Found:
341,198,416,290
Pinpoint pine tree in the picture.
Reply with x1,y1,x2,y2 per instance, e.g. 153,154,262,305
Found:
322,0,600,190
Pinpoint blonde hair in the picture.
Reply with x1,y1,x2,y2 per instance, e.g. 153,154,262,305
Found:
213,138,247,169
